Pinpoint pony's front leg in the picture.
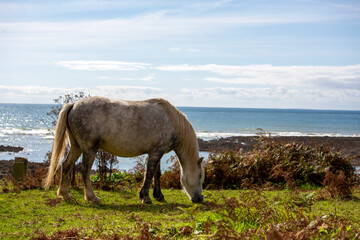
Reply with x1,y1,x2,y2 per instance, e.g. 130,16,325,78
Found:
153,162,165,202
81,150,101,204
140,152,163,204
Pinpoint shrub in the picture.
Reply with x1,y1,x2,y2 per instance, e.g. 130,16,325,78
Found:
2,165,49,192
204,137,356,191
204,150,245,189
323,169,354,199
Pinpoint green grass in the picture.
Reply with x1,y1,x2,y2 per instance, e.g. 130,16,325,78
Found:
1,186,360,239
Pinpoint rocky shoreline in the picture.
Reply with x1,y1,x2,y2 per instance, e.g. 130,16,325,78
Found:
0,145,24,153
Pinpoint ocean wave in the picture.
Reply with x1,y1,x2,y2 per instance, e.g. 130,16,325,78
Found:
196,131,360,139
0,128,52,137
196,132,254,139
272,132,360,137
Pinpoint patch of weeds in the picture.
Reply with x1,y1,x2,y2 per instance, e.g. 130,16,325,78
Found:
204,137,357,193
194,190,360,239
1,166,48,193
31,228,81,240
44,198,62,207
323,169,354,199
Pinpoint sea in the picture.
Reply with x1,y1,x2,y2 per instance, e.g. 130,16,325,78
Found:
1,103,359,170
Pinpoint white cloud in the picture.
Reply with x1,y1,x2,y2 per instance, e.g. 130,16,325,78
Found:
187,48,200,52
57,61,360,91
0,1,153,16
0,85,71,95
140,76,154,82
92,85,161,95
169,48,180,52
0,85,162,103
0,85,85,103
90,85,162,100
97,76,135,81
158,64,360,89
2,6,356,50
58,61,150,71
178,87,360,109
169,48,200,53
180,87,287,100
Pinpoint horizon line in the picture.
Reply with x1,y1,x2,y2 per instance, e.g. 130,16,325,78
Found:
1,102,359,112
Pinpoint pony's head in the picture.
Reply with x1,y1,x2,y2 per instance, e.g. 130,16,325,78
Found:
180,157,205,203
161,99,204,203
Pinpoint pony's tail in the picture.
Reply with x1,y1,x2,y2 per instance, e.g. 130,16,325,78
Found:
43,103,74,189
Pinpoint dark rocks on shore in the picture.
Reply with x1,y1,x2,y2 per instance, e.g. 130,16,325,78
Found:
0,145,24,153
198,137,257,152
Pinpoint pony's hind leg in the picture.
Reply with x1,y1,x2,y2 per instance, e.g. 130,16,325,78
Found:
140,151,163,204
153,162,165,202
81,149,101,204
57,144,81,200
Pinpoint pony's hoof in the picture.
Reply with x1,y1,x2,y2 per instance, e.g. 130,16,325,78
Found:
92,197,102,204
86,196,102,204
58,193,78,204
58,192,72,201
141,197,153,204
154,196,166,202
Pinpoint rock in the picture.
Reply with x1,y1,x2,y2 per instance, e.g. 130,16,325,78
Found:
12,157,28,181
0,145,24,153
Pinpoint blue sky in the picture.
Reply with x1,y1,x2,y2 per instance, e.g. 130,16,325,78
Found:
0,0,359,110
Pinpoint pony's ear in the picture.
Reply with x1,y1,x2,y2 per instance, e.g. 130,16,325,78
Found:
198,157,204,166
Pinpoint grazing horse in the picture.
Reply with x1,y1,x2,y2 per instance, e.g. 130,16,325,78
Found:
43,96,204,204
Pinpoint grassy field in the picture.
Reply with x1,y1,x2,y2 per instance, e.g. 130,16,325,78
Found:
1,138,359,239
0,186,359,239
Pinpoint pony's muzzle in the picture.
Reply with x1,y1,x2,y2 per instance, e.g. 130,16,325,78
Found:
191,194,204,203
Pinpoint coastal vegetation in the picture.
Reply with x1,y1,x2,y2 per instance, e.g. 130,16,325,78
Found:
0,187,359,239
1,137,359,239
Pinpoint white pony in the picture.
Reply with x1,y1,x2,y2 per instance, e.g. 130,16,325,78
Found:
44,96,204,204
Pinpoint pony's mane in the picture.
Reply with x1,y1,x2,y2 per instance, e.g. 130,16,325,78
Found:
152,98,199,159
